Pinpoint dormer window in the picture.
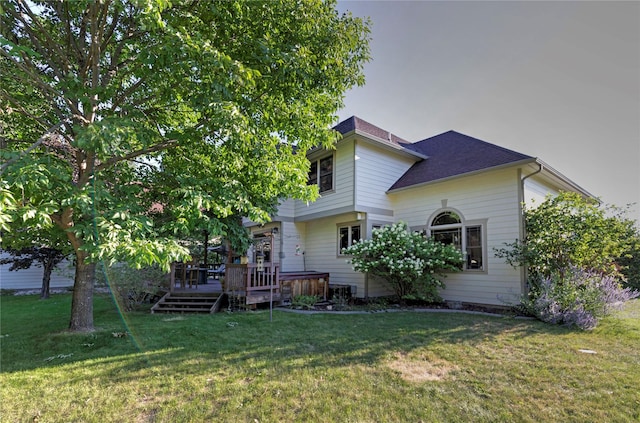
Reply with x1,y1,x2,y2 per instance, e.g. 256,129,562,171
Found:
308,155,333,193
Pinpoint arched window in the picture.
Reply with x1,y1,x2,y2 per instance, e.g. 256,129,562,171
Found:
429,209,485,271
430,211,462,250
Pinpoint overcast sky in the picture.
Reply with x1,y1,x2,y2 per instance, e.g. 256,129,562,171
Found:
336,1,640,223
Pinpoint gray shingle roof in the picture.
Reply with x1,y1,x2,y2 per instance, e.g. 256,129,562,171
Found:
389,130,534,191
335,116,410,147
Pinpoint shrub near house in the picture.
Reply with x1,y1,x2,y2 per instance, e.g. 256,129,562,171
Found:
496,192,640,329
343,222,463,303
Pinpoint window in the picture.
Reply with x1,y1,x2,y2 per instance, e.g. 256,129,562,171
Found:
465,226,483,269
308,155,333,193
429,210,485,271
338,224,361,254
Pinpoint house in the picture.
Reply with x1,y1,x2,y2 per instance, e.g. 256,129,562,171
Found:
243,116,592,306
0,256,75,291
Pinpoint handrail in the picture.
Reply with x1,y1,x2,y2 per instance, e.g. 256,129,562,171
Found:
246,263,280,291
225,263,280,292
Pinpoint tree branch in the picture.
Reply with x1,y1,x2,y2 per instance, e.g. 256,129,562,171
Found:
9,2,69,83
94,139,178,173
0,122,65,174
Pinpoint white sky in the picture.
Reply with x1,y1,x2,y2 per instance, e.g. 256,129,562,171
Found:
336,1,640,223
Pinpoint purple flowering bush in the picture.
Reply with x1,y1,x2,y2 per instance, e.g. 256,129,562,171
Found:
523,267,639,330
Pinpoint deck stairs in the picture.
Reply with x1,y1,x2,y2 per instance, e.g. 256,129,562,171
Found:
151,292,224,314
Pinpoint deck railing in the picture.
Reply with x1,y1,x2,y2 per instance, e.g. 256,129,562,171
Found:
225,263,280,293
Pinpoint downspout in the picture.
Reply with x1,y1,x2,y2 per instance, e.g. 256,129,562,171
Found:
278,224,284,271
519,162,543,295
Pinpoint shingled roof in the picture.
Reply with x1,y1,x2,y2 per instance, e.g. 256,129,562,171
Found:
335,116,410,147
388,130,534,191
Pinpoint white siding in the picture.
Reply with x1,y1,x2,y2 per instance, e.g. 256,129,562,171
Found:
354,140,415,211
274,199,295,219
524,175,559,207
278,221,306,272
0,257,75,290
256,138,588,305
303,213,366,295
294,140,355,218
389,167,524,306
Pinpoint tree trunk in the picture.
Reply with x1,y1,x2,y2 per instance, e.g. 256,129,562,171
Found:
41,260,53,300
69,253,96,332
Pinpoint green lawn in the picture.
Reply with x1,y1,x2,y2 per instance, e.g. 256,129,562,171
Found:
1,293,639,422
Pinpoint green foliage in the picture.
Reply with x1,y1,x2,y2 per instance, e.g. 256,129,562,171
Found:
0,0,370,330
520,267,639,330
98,263,168,311
617,222,640,291
361,296,390,311
495,192,638,287
0,180,16,234
291,294,319,310
343,222,463,302
495,192,640,329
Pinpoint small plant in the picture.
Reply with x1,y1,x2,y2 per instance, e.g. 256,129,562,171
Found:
331,292,350,311
364,296,389,312
521,267,640,330
291,295,319,310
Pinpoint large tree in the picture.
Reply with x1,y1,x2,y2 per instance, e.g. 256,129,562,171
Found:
0,0,370,331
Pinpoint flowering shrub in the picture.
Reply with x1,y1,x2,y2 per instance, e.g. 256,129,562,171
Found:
343,222,463,302
522,267,640,330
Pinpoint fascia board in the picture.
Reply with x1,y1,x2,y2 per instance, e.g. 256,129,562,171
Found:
535,159,596,199
353,129,429,160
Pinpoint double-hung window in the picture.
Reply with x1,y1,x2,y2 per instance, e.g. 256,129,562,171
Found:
338,224,361,254
429,210,485,271
308,155,333,193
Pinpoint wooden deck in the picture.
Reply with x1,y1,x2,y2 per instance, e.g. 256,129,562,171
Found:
171,278,223,294
161,263,329,311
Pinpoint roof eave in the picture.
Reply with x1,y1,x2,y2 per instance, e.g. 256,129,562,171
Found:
535,159,596,199
351,129,429,160
386,158,537,194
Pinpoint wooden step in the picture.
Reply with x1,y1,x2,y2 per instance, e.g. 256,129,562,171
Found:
159,303,215,308
151,293,225,314
153,307,214,312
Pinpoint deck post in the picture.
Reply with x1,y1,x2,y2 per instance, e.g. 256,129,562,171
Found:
169,262,176,293
269,263,272,322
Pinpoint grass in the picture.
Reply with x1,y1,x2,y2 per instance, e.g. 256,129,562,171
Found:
1,293,639,422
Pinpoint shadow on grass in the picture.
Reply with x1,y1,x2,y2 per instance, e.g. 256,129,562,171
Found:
1,292,562,377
